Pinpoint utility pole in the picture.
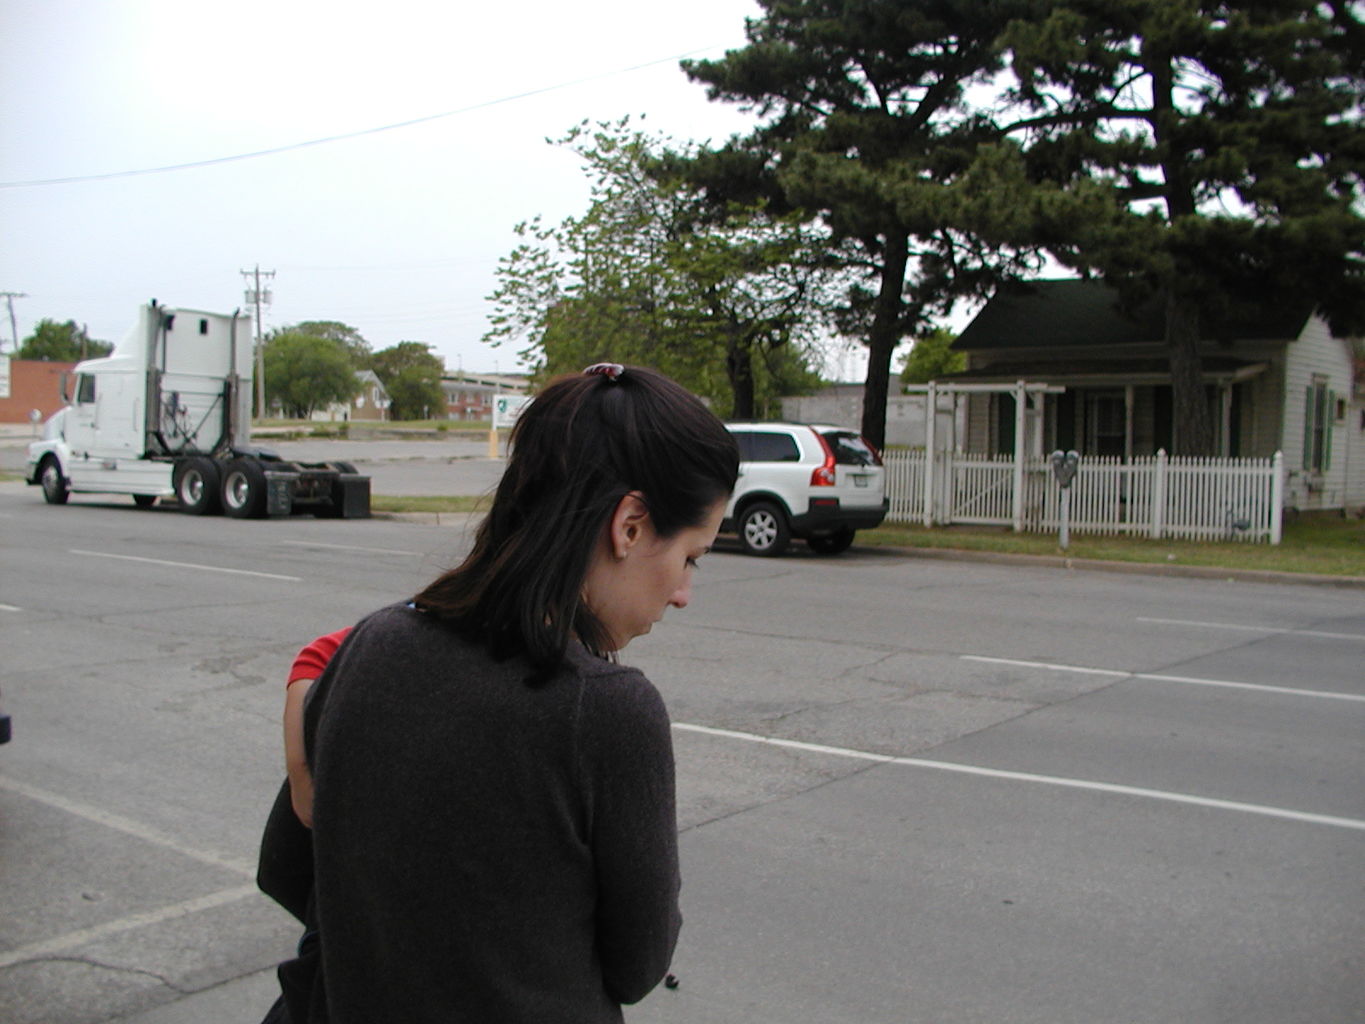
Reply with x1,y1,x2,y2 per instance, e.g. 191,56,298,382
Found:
240,267,274,418
0,292,27,353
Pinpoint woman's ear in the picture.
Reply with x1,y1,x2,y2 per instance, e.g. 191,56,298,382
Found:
608,492,652,559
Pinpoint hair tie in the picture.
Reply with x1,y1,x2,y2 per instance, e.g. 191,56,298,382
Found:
583,362,624,382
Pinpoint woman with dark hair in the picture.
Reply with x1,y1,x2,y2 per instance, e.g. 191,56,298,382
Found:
263,363,738,1023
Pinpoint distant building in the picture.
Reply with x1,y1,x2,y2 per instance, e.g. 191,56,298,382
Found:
781,382,958,449
441,371,529,421
0,358,76,424
310,370,391,422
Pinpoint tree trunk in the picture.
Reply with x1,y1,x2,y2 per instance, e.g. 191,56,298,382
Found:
1149,51,1215,456
726,334,756,419
861,231,910,451
1165,290,1215,456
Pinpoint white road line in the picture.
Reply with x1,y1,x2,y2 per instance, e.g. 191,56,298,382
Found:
672,722,1365,832
68,549,301,582
963,654,1365,703
278,540,419,556
0,777,256,877
0,884,259,970
1137,616,1365,642
0,603,21,612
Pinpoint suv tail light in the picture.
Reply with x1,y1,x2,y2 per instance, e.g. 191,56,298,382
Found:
810,431,837,486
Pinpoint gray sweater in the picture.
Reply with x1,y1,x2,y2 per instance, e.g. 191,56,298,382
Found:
304,604,681,1022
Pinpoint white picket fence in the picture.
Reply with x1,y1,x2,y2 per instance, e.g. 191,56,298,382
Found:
884,450,1285,544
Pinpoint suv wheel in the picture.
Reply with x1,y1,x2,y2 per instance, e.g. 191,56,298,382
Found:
738,501,790,556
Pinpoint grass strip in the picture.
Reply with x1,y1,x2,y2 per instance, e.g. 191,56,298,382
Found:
860,517,1365,577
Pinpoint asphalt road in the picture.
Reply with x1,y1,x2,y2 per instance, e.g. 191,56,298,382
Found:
0,464,1362,1023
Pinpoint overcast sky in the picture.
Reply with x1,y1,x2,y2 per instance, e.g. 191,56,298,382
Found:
0,0,806,374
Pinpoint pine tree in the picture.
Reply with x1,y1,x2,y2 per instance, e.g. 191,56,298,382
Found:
1002,0,1365,453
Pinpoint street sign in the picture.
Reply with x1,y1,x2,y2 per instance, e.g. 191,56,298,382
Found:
492,394,531,430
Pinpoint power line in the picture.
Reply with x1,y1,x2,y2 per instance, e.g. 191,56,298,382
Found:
0,47,722,190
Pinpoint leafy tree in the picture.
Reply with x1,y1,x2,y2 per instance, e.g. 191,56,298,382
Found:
680,0,1045,448
262,331,361,418
287,320,372,369
18,319,112,361
900,328,965,385
1000,0,1365,453
485,120,832,417
370,341,446,420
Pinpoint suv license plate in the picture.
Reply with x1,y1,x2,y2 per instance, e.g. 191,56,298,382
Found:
852,475,869,487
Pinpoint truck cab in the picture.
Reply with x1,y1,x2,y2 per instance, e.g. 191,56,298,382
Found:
26,301,369,518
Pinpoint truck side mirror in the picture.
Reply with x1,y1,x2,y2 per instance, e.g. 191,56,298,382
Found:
60,372,71,403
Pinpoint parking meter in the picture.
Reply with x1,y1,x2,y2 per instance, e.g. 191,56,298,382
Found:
1049,450,1079,549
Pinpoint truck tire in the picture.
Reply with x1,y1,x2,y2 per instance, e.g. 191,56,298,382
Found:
174,457,222,516
39,457,69,505
738,501,790,556
807,529,855,555
221,458,268,519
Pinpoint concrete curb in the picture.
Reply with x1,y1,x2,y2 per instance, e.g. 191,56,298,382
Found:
881,543,1365,589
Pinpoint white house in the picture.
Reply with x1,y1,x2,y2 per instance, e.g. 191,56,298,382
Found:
944,279,1364,515
311,370,391,423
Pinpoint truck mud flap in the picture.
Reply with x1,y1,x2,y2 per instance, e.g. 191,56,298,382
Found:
265,471,296,516
334,473,371,518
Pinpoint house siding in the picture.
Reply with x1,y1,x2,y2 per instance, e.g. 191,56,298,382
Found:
1281,318,1355,511
1347,391,1365,513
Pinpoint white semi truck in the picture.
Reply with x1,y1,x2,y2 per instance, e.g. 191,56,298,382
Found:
25,301,370,518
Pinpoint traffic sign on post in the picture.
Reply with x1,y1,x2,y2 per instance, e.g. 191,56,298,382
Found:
493,394,531,430
488,394,532,458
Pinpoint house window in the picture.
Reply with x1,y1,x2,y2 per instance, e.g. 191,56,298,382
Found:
1085,392,1126,458
1303,378,1333,472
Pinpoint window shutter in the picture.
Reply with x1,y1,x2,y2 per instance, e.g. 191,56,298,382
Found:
1324,389,1335,470
1303,386,1314,468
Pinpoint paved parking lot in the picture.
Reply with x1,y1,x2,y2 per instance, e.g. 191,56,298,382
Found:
0,454,1361,1022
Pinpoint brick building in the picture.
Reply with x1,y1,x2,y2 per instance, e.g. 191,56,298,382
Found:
0,358,75,424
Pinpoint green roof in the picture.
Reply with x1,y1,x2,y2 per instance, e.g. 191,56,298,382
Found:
953,279,1313,351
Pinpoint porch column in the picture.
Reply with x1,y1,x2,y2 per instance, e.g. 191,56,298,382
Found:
923,381,937,526
1220,385,1233,457
1125,385,1135,462
1013,380,1026,532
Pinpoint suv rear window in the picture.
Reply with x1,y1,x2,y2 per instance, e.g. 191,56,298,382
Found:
823,431,882,466
733,431,801,463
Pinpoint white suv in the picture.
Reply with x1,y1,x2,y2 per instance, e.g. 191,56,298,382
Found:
723,422,888,556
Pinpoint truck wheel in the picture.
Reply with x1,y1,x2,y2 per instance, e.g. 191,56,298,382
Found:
738,502,790,556
40,457,69,505
133,494,157,508
807,529,855,555
174,457,222,515
222,458,268,518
